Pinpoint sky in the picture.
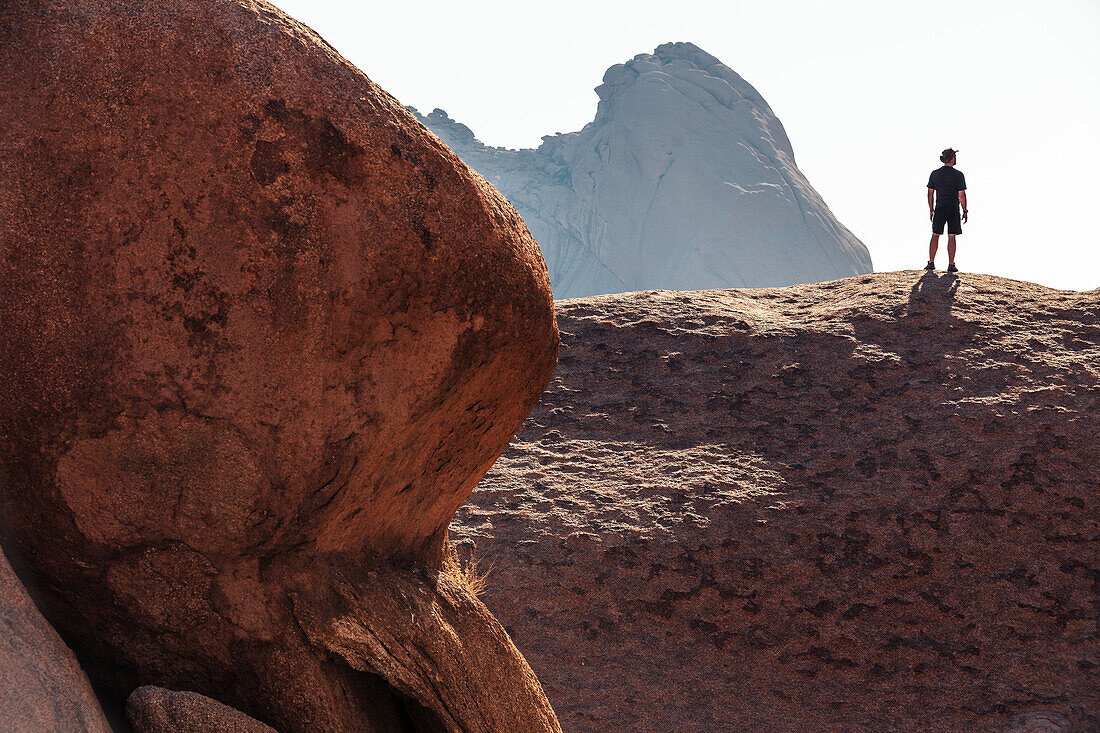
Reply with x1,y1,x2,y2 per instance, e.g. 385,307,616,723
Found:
271,0,1099,291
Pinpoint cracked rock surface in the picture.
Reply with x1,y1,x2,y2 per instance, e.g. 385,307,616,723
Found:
0,0,559,731
452,271,1099,732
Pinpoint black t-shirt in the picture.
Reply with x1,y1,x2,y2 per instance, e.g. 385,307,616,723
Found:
927,166,966,209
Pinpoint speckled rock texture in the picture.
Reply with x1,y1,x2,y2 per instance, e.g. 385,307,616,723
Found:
127,686,278,733
0,0,559,731
1,548,111,733
451,271,1099,732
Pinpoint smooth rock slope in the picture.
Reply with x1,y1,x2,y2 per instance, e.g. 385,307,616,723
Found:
451,271,1099,732
127,687,277,733
0,0,559,731
1,548,110,733
416,42,872,299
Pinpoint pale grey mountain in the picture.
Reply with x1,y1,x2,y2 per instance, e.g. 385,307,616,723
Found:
413,42,872,298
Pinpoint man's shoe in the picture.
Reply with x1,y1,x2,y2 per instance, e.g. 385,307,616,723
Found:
924,261,935,270
947,263,958,273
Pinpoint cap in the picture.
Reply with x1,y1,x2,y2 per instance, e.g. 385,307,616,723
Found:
940,148,959,162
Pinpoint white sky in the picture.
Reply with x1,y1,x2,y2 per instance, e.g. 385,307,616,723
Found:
271,0,1099,291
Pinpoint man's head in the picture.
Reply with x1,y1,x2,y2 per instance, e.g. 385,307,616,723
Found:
940,148,959,165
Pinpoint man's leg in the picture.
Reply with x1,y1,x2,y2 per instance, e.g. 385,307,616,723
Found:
947,234,956,265
929,233,940,264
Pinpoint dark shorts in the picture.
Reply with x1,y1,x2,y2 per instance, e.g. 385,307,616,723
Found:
932,206,962,235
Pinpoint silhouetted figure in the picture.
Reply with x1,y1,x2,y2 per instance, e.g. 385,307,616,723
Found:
925,148,968,273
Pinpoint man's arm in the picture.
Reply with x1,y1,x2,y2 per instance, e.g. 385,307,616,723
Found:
959,190,968,222
928,188,935,220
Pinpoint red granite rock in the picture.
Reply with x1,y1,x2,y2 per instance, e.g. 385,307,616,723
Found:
0,0,559,730
1,548,111,733
452,271,1099,732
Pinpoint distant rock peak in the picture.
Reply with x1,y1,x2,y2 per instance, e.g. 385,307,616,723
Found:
418,107,479,145
597,41,734,101
591,41,794,161
653,40,722,64
416,42,872,298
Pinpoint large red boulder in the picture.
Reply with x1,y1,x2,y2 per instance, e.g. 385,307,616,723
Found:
0,0,559,730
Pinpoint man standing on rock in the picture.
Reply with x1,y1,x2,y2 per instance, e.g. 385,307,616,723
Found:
925,148,968,273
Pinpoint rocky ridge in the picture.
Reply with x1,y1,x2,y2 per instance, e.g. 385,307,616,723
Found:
415,42,872,299
452,271,1099,732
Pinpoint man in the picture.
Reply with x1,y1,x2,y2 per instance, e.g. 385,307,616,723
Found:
925,148,968,273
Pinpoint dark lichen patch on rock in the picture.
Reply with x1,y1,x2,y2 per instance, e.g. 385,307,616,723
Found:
242,99,363,186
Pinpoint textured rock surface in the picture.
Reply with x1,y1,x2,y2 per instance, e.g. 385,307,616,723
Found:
415,42,872,299
0,0,558,731
1,548,111,733
127,686,277,733
452,271,1099,732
